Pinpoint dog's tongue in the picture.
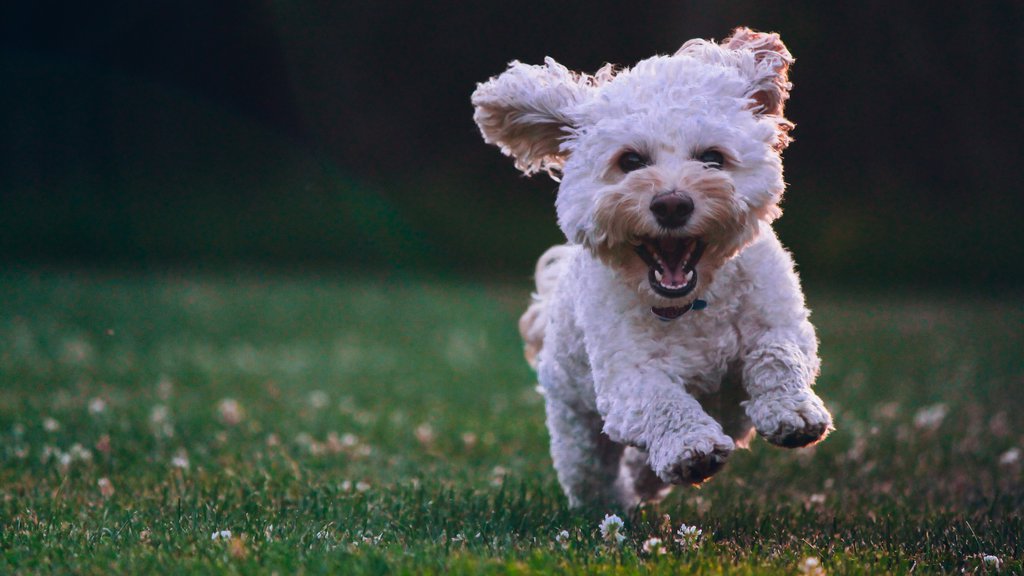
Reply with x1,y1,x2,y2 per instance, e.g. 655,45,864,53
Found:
658,238,690,287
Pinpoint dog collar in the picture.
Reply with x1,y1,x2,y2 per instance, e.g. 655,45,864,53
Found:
652,299,707,321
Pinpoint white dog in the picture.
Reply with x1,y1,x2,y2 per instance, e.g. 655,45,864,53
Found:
473,28,833,509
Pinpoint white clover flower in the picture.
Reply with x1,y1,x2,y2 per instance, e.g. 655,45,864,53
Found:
799,556,825,576
913,403,948,431
599,514,626,544
216,398,245,426
555,529,570,548
68,443,92,462
88,397,107,415
675,523,703,548
171,451,190,470
642,537,667,555
414,423,435,446
150,404,170,424
211,530,232,541
43,417,61,432
490,465,508,487
340,433,359,448
308,390,329,410
149,404,174,438
982,554,1002,569
999,448,1020,466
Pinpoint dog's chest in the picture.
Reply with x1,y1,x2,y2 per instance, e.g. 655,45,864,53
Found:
578,299,744,396
570,251,755,395
642,306,741,394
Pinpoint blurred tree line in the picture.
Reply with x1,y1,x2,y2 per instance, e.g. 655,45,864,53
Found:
1,1,1021,287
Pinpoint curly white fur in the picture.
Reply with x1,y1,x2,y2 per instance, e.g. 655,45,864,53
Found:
476,28,832,510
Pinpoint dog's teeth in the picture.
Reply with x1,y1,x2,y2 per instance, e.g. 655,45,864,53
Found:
654,270,663,282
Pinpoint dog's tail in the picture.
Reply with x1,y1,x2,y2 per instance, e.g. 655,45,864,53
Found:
519,244,578,369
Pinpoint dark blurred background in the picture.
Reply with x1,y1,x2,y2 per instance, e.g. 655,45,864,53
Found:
2,1,1022,288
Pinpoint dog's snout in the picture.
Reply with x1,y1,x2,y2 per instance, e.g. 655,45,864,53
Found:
650,192,694,229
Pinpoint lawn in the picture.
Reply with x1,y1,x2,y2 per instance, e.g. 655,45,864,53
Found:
0,269,1021,574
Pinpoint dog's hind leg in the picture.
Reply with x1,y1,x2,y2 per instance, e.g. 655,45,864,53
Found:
543,394,624,509
530,246,624,508
616,447,671,509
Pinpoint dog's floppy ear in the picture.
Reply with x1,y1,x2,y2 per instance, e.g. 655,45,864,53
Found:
472,58,591,177
672,27,795,149
721,27,794,118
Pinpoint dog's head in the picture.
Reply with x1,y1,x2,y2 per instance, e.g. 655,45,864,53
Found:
473,28,795,305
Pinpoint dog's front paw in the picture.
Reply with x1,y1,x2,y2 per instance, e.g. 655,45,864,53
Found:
746,391,833,448
650,433,735,485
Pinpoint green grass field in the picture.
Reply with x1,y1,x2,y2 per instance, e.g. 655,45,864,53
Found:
1,270,1021,574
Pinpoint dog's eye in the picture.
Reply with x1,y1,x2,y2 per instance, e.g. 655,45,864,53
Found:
696,150,725,169
617,151,649,173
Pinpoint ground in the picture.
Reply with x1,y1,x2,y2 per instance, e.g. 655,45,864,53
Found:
0,269,1020,574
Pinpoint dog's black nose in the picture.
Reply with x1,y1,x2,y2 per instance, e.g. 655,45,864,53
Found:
650,192,694,229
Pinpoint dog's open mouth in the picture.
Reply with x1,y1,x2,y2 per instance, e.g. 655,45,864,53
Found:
634,236,705,298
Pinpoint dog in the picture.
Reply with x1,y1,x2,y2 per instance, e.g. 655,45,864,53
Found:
472,28,833,509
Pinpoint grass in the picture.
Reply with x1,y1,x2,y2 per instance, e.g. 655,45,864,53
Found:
0,269,1021,574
